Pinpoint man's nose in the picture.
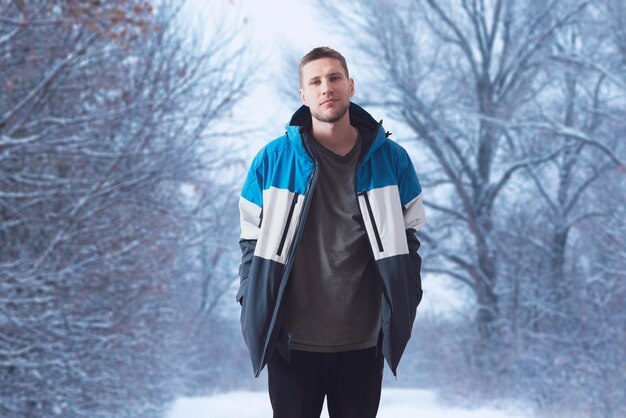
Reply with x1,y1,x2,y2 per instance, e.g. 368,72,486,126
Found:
321,80,332,95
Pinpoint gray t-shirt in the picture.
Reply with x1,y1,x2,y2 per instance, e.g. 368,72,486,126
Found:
283,128,382,352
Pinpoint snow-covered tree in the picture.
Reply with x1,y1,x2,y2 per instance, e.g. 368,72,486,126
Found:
315,0,625,416
0,1,251,416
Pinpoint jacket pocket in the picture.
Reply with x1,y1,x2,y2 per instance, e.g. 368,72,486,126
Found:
362,191,384,252
277,192,299,256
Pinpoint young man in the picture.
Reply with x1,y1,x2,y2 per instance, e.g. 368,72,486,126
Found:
237,47,425,418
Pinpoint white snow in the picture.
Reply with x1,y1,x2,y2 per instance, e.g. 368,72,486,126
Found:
168,388,531,418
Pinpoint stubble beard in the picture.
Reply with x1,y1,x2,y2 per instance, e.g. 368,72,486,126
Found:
310,101,350,124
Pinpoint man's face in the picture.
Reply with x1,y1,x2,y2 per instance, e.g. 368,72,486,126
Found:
299,57,354,124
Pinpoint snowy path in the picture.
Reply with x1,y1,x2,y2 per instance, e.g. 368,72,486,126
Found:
168,388,530,418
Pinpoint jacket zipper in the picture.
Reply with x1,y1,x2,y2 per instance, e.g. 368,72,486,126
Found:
361,191,384,253
277,192,299,256
353,120,395,376
257,163,318,377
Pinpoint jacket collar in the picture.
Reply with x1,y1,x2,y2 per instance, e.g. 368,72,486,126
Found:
285,102,387,163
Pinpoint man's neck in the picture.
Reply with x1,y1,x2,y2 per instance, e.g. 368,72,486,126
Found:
310,113,358,157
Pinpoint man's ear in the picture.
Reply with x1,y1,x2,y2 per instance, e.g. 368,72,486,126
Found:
299,88,306,105
349,78,355,98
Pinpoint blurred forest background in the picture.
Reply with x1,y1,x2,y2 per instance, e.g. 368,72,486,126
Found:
1,0,624,417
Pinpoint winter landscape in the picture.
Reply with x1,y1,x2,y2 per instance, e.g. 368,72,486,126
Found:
1,0,624,417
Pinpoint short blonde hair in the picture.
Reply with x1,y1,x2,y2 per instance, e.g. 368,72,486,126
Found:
298,47,349,87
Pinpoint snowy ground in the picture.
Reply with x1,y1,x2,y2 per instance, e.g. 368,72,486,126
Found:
168,388,531,418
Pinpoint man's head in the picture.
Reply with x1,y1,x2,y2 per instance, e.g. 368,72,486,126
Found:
298,47,354,124
298,47,350,87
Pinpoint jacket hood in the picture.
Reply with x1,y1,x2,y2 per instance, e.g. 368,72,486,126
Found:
285,102,388,163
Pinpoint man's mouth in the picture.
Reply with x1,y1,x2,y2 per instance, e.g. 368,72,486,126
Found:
320,99,338,106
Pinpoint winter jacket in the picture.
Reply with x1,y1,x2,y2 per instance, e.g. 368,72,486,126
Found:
237,103,425,377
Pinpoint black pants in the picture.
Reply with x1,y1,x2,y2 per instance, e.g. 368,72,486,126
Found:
267,347,384,418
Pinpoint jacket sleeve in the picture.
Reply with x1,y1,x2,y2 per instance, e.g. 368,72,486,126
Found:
398,148,425,301
237,155,264,305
